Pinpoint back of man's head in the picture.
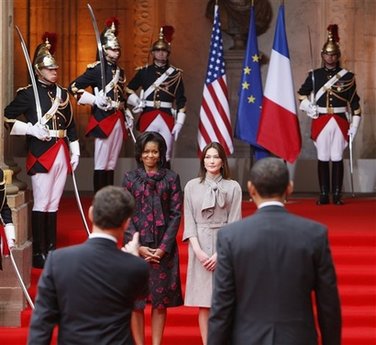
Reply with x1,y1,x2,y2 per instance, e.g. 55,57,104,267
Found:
250,158,289,197
92,186,135,229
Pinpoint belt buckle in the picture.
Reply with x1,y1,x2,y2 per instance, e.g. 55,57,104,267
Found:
154,100,161,109
327,107,334,114
58,130,64,138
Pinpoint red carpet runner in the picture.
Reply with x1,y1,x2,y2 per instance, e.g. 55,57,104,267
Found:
1,196,375,344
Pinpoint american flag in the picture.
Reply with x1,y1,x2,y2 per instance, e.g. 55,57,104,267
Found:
197,4,234,155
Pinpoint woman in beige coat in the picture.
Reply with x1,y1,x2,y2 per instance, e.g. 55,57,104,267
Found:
183,142,242,345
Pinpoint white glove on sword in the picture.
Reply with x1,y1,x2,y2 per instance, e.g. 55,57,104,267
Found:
125,109,136,143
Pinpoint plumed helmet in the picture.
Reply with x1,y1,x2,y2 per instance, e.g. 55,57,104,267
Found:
33,32,59,71
321,24,341,56
151,26,174,52
101,17,120,50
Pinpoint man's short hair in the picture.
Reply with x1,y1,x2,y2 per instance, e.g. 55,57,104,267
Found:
250,157,289,197
92,186,135,229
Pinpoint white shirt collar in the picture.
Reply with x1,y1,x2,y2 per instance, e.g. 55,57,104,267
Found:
258,201,284,209
89,232,117,243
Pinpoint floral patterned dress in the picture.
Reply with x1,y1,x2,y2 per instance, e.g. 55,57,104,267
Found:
123,167,183,309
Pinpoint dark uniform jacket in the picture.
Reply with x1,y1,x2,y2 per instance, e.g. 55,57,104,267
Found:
4,81,78,175
298,66,361,140
69,61,126,138
126,63,186,117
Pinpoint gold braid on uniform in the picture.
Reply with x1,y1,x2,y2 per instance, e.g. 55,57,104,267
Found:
327,76,356,106
154,72,182,100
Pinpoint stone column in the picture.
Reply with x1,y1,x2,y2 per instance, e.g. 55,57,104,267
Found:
0,0,32,327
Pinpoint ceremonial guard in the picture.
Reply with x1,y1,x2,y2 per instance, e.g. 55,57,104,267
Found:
126,26,187,166
0,169,16,270
4,33,80,268
69,17,129,192
298,24,361,205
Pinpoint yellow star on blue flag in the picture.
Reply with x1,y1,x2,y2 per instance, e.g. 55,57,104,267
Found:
235,6,269,159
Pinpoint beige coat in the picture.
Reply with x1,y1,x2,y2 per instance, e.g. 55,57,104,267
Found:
183,175,242,307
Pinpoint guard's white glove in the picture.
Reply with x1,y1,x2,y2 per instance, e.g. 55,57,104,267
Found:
348,115,361,142
125,109,134,130
94,87,113,111
4,223,16,252
26,122,51,141
69,140,80,171
172,112,186,141
299,98,318,119
127,93,144,114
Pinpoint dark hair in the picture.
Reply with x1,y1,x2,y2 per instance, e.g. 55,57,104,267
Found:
92,186,135,229
250,157,289,197
198,142,230,181
134,131,167,168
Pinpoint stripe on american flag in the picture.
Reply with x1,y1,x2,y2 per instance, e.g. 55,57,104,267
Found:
197,4,234,156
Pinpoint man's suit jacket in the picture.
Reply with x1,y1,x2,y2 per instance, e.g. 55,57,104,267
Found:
208,205,341,345
28,238,149,345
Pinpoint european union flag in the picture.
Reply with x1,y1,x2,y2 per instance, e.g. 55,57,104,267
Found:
235,5,269,160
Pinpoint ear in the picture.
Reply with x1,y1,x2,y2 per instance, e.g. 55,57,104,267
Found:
247,181,256,197
286,180,294,197
88,206,93,222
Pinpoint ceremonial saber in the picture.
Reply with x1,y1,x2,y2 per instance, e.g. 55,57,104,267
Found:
349,132,355,197
129,127,136,143
10,250,35,310
15,26,43,122
125,109,136,143
72,171,90,236
87,3,107,95
307,26,317,107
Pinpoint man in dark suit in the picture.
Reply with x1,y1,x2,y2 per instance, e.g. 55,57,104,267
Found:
207,157,341,345
27,186,149,345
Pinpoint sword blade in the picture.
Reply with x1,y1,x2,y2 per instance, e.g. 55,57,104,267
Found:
349,134,355,197
10,251,35,310
87,3,107,95
15,26,43,122
72,171,91,236
307,26,316,105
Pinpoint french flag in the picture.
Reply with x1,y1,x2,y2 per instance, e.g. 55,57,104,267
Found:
257,4,301,163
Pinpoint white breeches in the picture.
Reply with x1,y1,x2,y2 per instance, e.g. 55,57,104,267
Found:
144,114,174,161
314,117,347,162
94,119,123,170
32,146,68,212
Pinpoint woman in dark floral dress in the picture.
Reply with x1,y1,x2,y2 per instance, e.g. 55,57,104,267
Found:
123,131,183,345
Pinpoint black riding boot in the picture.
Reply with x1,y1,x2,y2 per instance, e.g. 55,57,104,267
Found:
46,212,57,255
317,160,330,205
32,211,47,268
93,170,108,193
332,160,344,205
107,170,114,186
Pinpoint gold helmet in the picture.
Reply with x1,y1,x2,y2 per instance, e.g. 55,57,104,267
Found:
101,17,120,50
33,32,59,71
321,24,341,56
151,26,174,52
